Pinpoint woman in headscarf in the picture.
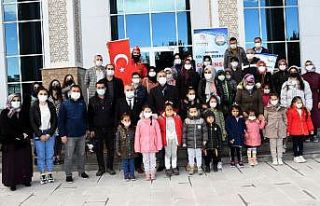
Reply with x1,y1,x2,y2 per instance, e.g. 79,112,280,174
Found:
142,66,159,94
0,94,33,191
198,66,218,108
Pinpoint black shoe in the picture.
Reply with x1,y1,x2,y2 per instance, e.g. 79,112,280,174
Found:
106,169,116,175
165,169,172,177
47,173,54,183
212,164,218,172
96,169,105,176
10,185,16,191
40,174,47,185
136,167,144,174
157,166,165,172
24,182,31,187
80,172,89,179
66,176,73,183
205,166,210,173
172,168,179,175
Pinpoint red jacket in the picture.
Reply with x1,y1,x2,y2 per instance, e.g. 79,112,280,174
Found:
158,113,183,147
132,60,148,78
287,107,314,136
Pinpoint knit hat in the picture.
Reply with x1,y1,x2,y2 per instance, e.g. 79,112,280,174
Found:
243,74,255,85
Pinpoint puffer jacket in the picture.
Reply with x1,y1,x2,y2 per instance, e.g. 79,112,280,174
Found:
280,79,313,110
244,119,265,147
235,85,263,115
226,115,246,147
264,103,287,139
134,113,162,153
206,123,222,150
203,108,227,140
115,125,136,159
182,113,208,149
287,107,314,136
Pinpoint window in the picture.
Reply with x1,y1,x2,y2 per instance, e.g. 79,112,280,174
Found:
110,0,192,55
244,0,300,66
2,0,43,96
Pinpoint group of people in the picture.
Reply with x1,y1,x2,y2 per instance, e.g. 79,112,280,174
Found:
0,37,319,191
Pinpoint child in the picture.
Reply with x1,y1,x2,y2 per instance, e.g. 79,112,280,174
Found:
226,105,246,168
183,106,208,175
135,106,162,180
287,96,314,163
203,110,223,172
180,87,201,120
262,84,271,107
264,93,287,165
116,114,137,181
244,110,265,166
158,103,183,176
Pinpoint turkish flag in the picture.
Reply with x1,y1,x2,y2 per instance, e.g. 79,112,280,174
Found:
107,39,135,85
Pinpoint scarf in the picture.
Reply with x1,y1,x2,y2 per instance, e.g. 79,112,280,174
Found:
6,93,21,118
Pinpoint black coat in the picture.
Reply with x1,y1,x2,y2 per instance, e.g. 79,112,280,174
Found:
148,84,180,114
256,72,273,86
115,97,144,126
206,123,222,150
101,77,125,104
135,84,148,106
176,70,200,98
88,94,114,130
30,100,58,137
272,70,289,95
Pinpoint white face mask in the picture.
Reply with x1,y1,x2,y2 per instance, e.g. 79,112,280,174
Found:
122,121,131,127
158,77,167,85
255,43,262,49
203,61,211,66
218,75,225,81
95,60,103,67
204,73,212,80
174,59,182,65
248,116,256,121
246,85,254,90
125,91,135,99
264,89,270,94
149,71,156,77
132,78,140,84
71,92,81,100
210,102,217,108
306,65,314,71
38,95,48,102
226,75,232,80
231,62,239,68
279,65,287,71
106,70,114,76
270,100,279,106
144,111,152,118
11,101,21,109
184,64,192,70
246,54,254,60
188,95,196,101
258,66,266,73
96,88,106,96
230,44,237,49
296,103,303,109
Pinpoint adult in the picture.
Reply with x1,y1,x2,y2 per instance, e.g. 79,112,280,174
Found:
131,72,148,105
302,60,320,141
235,74,263,117
224,37,248,69
131,46,148,78
30,87,57,184
84,54,106,99
62,74,76,100
280,66,312,111
229,57,243,84
255,60,272,89
180,87,201,120
177,58,200,99
101,63,125,105
216,70,237,114
242,48,259,80
272,59,289,95
88,80,116,176
252,37,269,54
58,85,89,183
141,66,159,94
171,53,183,78
198,66,218,107
199,55,213,77
0,94,33,191
164,67,177,86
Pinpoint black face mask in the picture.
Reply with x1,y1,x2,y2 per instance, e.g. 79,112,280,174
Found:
133,54,141,62
52,85,61,90
290,73,299,78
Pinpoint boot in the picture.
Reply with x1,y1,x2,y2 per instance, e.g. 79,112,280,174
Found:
145,171,151,181
189,166,194,175
150,170,156,180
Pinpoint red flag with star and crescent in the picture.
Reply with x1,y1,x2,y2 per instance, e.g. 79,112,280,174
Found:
107,39,136,85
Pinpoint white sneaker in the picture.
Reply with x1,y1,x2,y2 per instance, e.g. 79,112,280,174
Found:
217,162,223,170
278,159,284,165
294,157,300,163
272,160,278,165
299,156,306,163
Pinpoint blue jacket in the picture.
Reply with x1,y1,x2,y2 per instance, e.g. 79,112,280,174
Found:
58,99,87,137
225,116,246,146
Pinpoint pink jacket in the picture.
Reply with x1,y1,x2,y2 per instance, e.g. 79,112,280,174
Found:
244,119,266,147
134,113,163,153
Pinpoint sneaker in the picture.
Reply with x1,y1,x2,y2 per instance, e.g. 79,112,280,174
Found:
66,176,73,183
278,159,284,165
313,138,319,143
47,173,54,183
172,168,179,175
124,177,130,182
79,172,89,179
299,156,306,163
198,168,203,175
272,160,278,166
40,174,47,185
238,162,244,168
205,166,210,173
189,167,194,175
165,169,172,177
230,161,236,168
217,162,223,170
293,157,300,163
130,176,137,181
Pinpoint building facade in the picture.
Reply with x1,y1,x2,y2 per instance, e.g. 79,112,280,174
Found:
0,0,319,108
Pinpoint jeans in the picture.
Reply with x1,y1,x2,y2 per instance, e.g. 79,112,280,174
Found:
64,135,86,177
292,135,304,157
34,135,55,173
165,139,178,169
187,148,202,168
122,158,135,178
95,127,115,170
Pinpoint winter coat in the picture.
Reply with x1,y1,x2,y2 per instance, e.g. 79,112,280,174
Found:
30,100,58,137
223,47,248,69
158,113,183,147
142,77,158,94
198,78,217,104
216,79,237,107
302,71,320,129
204,108,227,140
264,103,287,139
226,116,246,147
205,123,222,150
256,72,272,87
180,98,201,120
100,77,125,104
115,97,144,126
176,69,200,99
88,94,114,130
182,114,208,149
115,125,136,159
84,66,106,98
134,84,148,106
134,113,162,153
280,79,313,110
262,94,270,107
287,107,314,136
244,119,265,147
235,86,264,115
272,70,289,95
132,60,148,78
